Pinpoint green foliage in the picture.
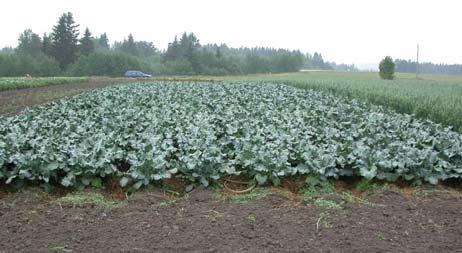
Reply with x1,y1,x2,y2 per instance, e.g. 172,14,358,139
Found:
315,212,334,232
0,53,60,77
113,34,157,58
3,13,305,77
227,188,272,203
163,32,203,74
79,28,95,56
68,52,143,77
300,176,336,203
162,34,304,75
303,52,332,70
0,82,461,190
313,199,342,209
1,47,15,55
51,12,80,69
238,72,462,133
42,33,53,57
95,33,110,51
301,176,369,209
395,58,462,75
379,56,395,80
355,180,387,194
17,29,43,57
159,199,180,207
244,215,257,222
0,77,88,91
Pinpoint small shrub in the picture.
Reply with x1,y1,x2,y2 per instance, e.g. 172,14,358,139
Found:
379,56,395,80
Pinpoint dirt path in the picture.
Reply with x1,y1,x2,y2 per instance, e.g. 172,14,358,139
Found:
0,81,123,116
0,187,461,252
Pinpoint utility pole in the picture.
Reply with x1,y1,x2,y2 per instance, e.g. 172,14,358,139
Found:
216,45,221,76
416,44,419,78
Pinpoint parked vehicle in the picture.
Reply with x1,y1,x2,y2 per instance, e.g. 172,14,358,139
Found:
124,70,152,78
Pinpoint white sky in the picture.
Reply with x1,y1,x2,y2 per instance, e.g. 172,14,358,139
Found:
1,0,461,66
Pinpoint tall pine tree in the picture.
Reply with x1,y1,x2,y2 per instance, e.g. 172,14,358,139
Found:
120,34,137,56
164,36,180,62
42,33,53,56
51,12,80,69
79,28,94,56
97,33,109,50
180,32,201,73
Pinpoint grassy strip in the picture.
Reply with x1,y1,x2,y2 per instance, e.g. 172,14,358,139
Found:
0,77,90,91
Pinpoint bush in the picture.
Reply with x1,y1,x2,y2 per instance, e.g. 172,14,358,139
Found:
162,60,195,75
69,52,143,77
379,56,395,80
0,53,60,77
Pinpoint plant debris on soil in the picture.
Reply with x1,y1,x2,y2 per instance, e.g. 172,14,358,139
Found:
0,185,461,252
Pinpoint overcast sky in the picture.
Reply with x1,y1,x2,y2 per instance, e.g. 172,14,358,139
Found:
1,0,461,66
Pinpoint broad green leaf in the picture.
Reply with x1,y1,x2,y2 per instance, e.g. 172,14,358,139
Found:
255,174,268,185
120,177,129,187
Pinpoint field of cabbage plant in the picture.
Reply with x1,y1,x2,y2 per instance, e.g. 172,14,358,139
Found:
0,82,461,190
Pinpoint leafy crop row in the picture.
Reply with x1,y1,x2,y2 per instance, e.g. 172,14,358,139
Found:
0,82,461,190
0,77,89,91
236,72,462,133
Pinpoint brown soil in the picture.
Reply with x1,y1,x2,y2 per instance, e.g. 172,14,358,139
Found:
0,81,124,116
0,186,461,252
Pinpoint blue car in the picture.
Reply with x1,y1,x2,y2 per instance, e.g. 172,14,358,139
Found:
124,70,152,78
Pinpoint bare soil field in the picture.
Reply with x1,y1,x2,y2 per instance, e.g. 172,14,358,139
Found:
0,184,461,252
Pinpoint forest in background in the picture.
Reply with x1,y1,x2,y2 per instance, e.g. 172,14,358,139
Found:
3,12,461,77
394,59,462,75
0,12,351,77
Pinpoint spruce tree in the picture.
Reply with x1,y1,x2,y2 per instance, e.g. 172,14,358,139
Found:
125,34,137,56
181,33,201,73
98,33,109,49
79,28,94,56
164,36,180,61
42,33,53,56
51,12,80,69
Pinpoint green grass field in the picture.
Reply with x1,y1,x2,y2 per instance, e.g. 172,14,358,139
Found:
225,72,462,132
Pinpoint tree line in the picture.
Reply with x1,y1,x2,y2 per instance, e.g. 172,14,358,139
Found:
0,12,353,77
395,59,462,75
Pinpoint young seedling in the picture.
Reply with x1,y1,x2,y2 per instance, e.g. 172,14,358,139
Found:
316,212,332,233
244,214,257,222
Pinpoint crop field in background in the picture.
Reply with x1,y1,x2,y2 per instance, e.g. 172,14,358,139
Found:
227,72,462,133
0,77,91,91
1,81,461,190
